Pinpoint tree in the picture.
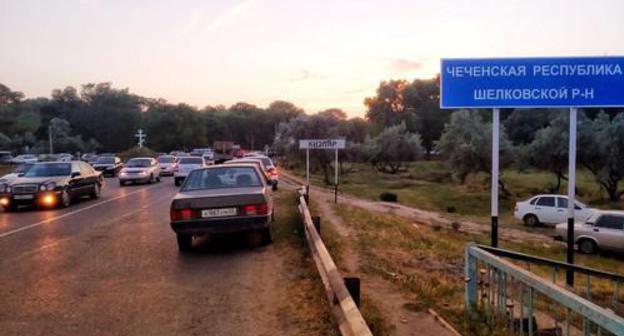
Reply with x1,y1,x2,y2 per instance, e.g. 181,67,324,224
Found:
525,114,571,192
365,77,450,156
0,83,24,105
367,123,423,174
503,109,554,145
143,103,207,151
579,112,624,201
436,110,513,194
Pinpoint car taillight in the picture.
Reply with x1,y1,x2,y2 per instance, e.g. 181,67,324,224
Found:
269,168,278,177
170,208,199,221
242,203,268,216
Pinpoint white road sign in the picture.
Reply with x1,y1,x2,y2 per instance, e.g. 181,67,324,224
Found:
299,139,346,150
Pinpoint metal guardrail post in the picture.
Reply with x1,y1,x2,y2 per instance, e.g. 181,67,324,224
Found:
344,277,361,308
313,216,321,236
465,244,478,315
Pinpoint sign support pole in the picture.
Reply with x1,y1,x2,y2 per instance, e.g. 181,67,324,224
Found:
491,108,500,248
306,149,310,185
566,107,578,287
334,148,338,203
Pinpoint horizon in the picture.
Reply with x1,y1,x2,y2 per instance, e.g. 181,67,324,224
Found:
1,0,623,117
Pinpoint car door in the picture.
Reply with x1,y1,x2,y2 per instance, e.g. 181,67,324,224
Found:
534,196,557,223
592,215,624,251
69,162,86,197
78,162,95,196
557,197,588,222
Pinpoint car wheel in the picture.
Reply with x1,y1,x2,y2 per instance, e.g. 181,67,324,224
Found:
60,189,71,208
119,180,126,187
176,234,193,252
578,239,597,254
523,214,539,227
272,183,278,191
260,227,273,246
174,178,181,187
148,174,154,184
156,176,161,182
91,183,101,199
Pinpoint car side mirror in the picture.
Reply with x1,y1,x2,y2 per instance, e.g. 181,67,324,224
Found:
71,172,81,178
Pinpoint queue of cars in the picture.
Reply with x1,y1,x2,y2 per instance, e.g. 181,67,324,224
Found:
1,148,280,253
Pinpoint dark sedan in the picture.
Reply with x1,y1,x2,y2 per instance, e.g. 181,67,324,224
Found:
92,156,124,177
169,164,274,252
0,161,103,211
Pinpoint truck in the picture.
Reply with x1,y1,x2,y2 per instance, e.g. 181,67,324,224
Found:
213,141,243,163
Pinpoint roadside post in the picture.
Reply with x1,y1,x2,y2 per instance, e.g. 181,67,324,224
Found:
299,139,346,203
441,56,624,286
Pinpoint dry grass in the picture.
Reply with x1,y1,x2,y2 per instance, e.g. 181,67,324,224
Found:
271,189,339,335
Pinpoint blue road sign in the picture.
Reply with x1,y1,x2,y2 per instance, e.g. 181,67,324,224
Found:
440,57,624,108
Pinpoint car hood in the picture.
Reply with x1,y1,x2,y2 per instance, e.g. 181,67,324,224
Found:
10,176,69,186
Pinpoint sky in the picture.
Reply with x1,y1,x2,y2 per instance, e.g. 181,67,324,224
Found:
1,0,623,117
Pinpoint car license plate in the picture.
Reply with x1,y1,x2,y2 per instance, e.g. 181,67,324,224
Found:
201,208,237,218
14,194,34,200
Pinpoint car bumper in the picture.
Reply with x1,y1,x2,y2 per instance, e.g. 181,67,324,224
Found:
170,215,270,234
95,168,117,176
0,191,61,208
119,176,151,183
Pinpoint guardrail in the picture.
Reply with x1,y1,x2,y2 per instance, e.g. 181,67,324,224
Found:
465,243,624,335
297,187,373,336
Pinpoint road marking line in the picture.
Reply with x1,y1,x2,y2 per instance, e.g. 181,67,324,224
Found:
0,183,168,238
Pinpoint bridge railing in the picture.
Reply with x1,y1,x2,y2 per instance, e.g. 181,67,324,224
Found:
465,243,624,335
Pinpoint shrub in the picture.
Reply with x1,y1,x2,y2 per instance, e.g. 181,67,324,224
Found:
118,146,156,161
379,192,398,202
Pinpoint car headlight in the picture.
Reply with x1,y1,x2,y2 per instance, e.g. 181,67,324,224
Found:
0,183,7,193
45,182,56,191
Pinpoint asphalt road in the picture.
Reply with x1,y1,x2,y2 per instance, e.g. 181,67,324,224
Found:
0,177,291,336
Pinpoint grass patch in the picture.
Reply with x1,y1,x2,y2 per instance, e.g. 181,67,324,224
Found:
289,161,624,227
272,189,339,335
333,203,624,335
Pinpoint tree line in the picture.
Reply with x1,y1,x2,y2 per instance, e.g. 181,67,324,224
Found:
0,82,305,154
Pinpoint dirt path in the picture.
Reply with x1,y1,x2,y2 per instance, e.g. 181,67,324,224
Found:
282,172,556,246
282,176,461,336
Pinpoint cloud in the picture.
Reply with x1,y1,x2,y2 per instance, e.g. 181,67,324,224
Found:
289,69,326,82
390,58,424,72
202,0,261,34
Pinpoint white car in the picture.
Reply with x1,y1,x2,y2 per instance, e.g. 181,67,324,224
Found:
118,157,161,186
11,154,38,164
174,156,207,186
157,155,178,176
555,211,624,254
514,194,593,226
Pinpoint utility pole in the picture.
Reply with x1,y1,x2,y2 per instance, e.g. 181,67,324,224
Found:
48,124,54,154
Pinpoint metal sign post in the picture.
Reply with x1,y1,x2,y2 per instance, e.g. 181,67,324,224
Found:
299,139,346,203
491,108,500,248
334,148,339,203
566,107,578,286
440,56,624,284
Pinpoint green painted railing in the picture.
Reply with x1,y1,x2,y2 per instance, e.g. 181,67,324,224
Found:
465,243,624,336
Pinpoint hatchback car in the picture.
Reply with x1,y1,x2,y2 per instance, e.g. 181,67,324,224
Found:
0,161,103,211
555,211,624,254
514,194,593,226
92,156,124,177
174,156,206,186
118,157,161,186
169,164,274,252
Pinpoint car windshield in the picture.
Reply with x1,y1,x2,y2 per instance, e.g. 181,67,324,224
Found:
96,157,115,164
182,167,262,191
179,157,203,165
126,159,151,167
24,163,71,177
14,164,33,174
158,156,175,163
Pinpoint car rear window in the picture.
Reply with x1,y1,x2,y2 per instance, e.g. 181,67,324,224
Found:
182,167,262,191
96,157,115,164
179,157,203,164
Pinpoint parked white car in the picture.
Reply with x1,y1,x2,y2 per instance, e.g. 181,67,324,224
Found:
11,154,38,164
174,156,207,186
555,211,624,254
514,194,593,226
